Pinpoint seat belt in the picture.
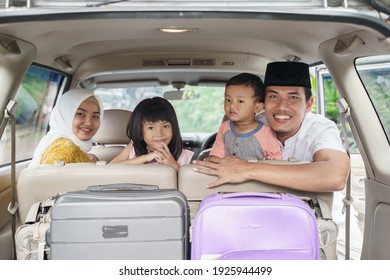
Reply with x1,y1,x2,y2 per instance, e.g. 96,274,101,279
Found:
337,98,353,260
1,100,18,260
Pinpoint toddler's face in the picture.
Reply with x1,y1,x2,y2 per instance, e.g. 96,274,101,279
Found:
224,85,262,123
142,120,173,151
72,99,101,141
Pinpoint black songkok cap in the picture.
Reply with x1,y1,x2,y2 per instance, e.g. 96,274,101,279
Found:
264,61,311,88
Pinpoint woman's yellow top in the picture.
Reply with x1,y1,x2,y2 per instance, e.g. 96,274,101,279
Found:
40,138,92,165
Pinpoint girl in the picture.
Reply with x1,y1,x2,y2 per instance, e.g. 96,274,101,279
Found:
28,88,104,168
110,97,193,171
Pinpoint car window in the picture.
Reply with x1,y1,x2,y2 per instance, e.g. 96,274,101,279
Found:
356,55,390,144
313,66,360,154
94,85,225,133
0,65,67,166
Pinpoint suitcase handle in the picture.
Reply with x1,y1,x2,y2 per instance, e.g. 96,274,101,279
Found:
221,192,281,199
218,250,265,260
87,183,159,192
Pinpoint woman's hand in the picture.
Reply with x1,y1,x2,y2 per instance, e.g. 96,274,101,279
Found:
87,153,99,162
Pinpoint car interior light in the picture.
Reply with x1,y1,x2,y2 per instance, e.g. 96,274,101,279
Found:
159,27,198,33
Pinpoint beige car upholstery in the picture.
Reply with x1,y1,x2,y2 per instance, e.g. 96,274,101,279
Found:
178,163,333,221
89,109,132,162
16,163,177,223
17,159,333,229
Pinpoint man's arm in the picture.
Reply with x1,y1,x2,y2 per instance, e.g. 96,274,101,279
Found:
193,149,350,192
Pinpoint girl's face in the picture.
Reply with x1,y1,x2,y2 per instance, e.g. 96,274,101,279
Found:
72,99,101,141
142,120,173,151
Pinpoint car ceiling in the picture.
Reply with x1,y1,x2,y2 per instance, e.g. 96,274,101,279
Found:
0,9,388,86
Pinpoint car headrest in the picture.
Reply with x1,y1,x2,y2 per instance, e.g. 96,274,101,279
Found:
17,162,178,223
178,162,334,221
93,109,132,144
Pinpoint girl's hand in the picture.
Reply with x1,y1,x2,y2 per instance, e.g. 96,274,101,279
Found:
154,142,180,171
144,152,160,163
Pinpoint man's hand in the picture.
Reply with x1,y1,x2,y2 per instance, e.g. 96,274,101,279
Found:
193,156,249,188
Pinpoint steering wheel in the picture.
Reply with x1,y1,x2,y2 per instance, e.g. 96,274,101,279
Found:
200,132,217,152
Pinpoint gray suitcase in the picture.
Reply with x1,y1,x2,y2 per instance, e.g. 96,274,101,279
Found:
46,184,189,260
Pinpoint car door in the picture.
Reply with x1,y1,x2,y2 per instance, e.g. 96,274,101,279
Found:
315,65,366,259
0,64,67,259
319,29,390,259
354,56,390,259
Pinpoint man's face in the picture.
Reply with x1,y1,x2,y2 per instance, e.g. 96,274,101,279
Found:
264,86,313,144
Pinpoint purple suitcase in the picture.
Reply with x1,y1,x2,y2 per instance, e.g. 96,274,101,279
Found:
191,192,319,260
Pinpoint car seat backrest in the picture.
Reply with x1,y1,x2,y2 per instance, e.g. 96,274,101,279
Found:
178,162,333,221
197,114,229,160
17,163,177,223
89,109,132,162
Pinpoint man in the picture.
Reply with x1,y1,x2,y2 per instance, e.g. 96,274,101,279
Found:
194,61,350,192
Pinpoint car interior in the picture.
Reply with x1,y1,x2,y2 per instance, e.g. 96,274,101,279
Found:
0,0,390,262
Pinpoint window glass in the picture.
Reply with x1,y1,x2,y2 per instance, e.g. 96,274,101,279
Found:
313,67,359,154
0,65,65,165
356,55,390,143
94,85,225,133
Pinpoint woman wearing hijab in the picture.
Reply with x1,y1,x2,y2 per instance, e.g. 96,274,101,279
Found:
28,88,104,168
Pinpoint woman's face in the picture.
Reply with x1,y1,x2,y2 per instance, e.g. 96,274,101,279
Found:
142,120,173,152
72,99,101,141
